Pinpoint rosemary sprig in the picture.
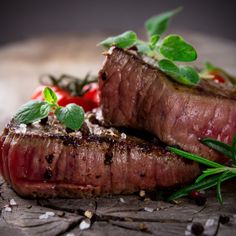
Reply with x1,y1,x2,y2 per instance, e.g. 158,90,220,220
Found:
167,136,236,204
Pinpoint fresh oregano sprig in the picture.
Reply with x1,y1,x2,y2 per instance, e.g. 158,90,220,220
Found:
167,135,236,204
98,7,200,86
14,87,85,131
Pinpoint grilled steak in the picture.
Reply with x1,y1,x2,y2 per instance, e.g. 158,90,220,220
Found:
99,47,236,163
0,111,199,198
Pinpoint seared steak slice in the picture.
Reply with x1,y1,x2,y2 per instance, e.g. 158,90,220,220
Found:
0,111,199,198
99,47,236,163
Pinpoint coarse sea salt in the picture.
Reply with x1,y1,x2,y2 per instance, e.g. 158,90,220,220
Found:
79,219,91,230
3,206,12,212
120,198,125,203
39,211,55,220
144,207,154,213
15,124,27,134
9,199,17,206
66,233,75,236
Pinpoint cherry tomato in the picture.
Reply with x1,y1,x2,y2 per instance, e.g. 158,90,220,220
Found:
31,84,100,112
210,71,225,84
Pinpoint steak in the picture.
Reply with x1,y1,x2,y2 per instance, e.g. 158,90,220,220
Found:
99,47,236,163
0,111,199,198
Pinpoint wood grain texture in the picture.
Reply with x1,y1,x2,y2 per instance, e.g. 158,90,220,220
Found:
0,176,236,235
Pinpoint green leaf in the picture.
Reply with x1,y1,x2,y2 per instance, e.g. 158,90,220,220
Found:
216,171,230,204
43,87,58,104
232,135,236,161
158,59,180,77
158,59,200,86
98,31,137,49
136,41,153,56
178,65,200,85
55,103,85,131
168,171,236,201
145,7,182,37
204,61,216,71
149,34,160,49
160,34,197,62
202,138,234,161
14,100,51,124
195,167,226,183
167,147,224,168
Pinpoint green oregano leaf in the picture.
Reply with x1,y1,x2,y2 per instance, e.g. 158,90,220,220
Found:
98,31,137,49
178,65,200,85
55,103,85,131
159,59,200,85
158,59,180,78
160,34,197,62
43,87,58,104
149,34,160,49
14,100,51,124
204,61,217,71
145,7,182,37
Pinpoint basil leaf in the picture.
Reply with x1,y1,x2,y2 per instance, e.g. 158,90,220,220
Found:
149,34,160,49
145,7,182,37
158,60,200,86
98,31,137,49
14,100,51,124
55,104,85,131
160,34,197,62
43,87,58,104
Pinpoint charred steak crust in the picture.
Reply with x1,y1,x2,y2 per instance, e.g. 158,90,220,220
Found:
99,47,236,163
0,112,200,198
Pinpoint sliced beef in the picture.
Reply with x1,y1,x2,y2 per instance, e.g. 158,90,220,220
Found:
0,111,199,198
99,47,236,163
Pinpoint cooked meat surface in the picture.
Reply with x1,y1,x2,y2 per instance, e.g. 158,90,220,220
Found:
0,111,199,198
99,47,236,163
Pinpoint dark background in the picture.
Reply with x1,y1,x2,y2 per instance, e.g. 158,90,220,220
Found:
1,0,236,45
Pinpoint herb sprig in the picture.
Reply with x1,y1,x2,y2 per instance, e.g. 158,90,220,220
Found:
98,7,200,86
14,87,85,131
167,136,236,204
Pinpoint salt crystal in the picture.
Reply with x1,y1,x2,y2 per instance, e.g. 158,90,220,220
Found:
9,199,17,206
205,218,215,227
39,211,55,219
16,124,27,134
144,207,154,212
3,206,12,212
79,219,91,230
45,211,55,217
39,214,49,220
121,133,127,139
66,233,75,236
120,198,125,203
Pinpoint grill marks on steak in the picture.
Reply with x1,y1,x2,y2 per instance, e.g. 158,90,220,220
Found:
0,112,200,198
99,47,236,163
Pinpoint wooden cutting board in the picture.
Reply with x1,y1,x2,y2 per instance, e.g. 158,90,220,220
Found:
0,33,236,236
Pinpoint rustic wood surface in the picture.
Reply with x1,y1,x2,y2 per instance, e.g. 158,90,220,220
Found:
0,176,236,236
0,33,236,235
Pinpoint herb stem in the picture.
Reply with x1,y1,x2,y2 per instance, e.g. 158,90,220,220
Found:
167,147,224,168
168,171,236,201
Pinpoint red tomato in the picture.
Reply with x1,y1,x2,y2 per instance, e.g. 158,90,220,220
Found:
31,84,100,112
210,71,225,84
